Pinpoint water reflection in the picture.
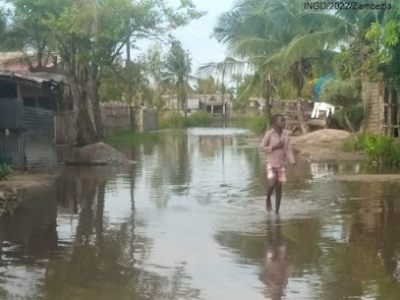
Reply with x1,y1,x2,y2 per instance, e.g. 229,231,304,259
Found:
261,218,293,300
1,128,400,299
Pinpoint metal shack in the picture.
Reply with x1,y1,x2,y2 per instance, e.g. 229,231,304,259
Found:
0,71,65,169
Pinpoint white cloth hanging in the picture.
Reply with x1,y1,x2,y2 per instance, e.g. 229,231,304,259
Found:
311,102,335,118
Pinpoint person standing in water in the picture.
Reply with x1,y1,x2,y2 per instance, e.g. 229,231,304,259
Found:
259,114,295,214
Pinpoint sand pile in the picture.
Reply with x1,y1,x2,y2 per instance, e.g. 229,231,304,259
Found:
292,129,351,144
65,142,131,166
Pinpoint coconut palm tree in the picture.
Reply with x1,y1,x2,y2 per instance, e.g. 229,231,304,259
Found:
212,0,351,131
162,41,192,117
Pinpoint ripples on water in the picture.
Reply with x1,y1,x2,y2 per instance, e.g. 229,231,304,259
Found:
1,127,400,299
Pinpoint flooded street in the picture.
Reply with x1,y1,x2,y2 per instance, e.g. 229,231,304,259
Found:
1,127,400,299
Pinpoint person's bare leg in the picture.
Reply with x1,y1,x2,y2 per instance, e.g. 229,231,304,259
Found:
275,182,282,214
266,179,276,212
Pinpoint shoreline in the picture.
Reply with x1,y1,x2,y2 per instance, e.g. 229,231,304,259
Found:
1,169,59,190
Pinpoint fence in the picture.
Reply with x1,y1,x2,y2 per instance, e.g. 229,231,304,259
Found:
54,102,158,145
101,102,132,136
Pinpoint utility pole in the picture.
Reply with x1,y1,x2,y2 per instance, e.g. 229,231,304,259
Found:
184,51,189,118
126,20,134,130
221,68,226,125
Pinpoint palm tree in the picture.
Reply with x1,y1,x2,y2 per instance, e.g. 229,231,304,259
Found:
162,41,192,117
213,0,350,131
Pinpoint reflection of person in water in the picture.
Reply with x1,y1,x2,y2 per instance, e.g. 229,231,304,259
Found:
260,217,293,300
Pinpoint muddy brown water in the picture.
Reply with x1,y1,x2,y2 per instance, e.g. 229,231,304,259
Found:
1,127,400,300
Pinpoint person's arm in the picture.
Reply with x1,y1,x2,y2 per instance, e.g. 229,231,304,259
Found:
259,131,272,153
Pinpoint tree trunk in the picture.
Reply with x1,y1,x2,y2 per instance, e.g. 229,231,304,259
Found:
90,77,104,141
262,71,272,125
68,71,97,146
345,108,355,133
297,97,310,134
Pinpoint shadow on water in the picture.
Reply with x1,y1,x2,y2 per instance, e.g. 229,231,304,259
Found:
2,127,400,299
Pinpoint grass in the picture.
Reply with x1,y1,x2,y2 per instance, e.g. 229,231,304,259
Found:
107,130,164,146
159,111,213,129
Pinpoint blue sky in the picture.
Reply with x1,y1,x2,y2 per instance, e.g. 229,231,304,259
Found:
132,0,235,76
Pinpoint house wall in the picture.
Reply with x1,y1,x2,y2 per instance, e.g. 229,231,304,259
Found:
0,133,25,168
23,106,57,168
363,80,384,135
0,98,25,168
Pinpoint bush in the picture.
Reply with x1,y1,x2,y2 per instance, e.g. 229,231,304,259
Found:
341,131,370,152
363,135,400,165
332,104,364,131
341,132,400,165
249,115,268,134
159,111,213,129
231,115,269,134
0,164,12,180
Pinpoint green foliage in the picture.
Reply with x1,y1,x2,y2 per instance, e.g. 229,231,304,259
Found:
195,76,220,93
341,132,371,152
0,164,12,181
159,111,213,129
341,132,400,165
320,77,361,108
99,57,153,104
364,135,400,165
232,115,268,134
332,105,364,131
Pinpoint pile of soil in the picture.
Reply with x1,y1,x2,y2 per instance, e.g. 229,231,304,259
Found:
0,184,23,216
65,142,130,166
292,129,351,145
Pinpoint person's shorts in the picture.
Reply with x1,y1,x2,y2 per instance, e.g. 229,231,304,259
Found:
266,164,286,182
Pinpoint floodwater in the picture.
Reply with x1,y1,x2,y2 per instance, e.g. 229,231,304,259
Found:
1,127,400,300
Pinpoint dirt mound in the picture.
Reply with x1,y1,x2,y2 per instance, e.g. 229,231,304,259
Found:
65,142,130,166
292,129,351,144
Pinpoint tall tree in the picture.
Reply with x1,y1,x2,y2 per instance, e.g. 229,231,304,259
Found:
213,0,348,131
162,41,192,117
195,76,219,94
6,0,204,145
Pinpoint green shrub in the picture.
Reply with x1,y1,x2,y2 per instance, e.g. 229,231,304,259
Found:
0,164,12,180
159,111,214,129
185,111,213,127
159,113,185,129
341,132,400,165
340,131,371,152
249,115,268,134
363,135,400,165
332,104,364,131
231,115,270,134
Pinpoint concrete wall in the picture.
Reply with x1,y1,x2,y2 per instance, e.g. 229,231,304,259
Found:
134,108,158,132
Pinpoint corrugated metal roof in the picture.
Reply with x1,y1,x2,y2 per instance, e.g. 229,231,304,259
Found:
0,71,66,84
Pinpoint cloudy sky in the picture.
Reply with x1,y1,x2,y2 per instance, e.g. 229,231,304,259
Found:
133,0,235,75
